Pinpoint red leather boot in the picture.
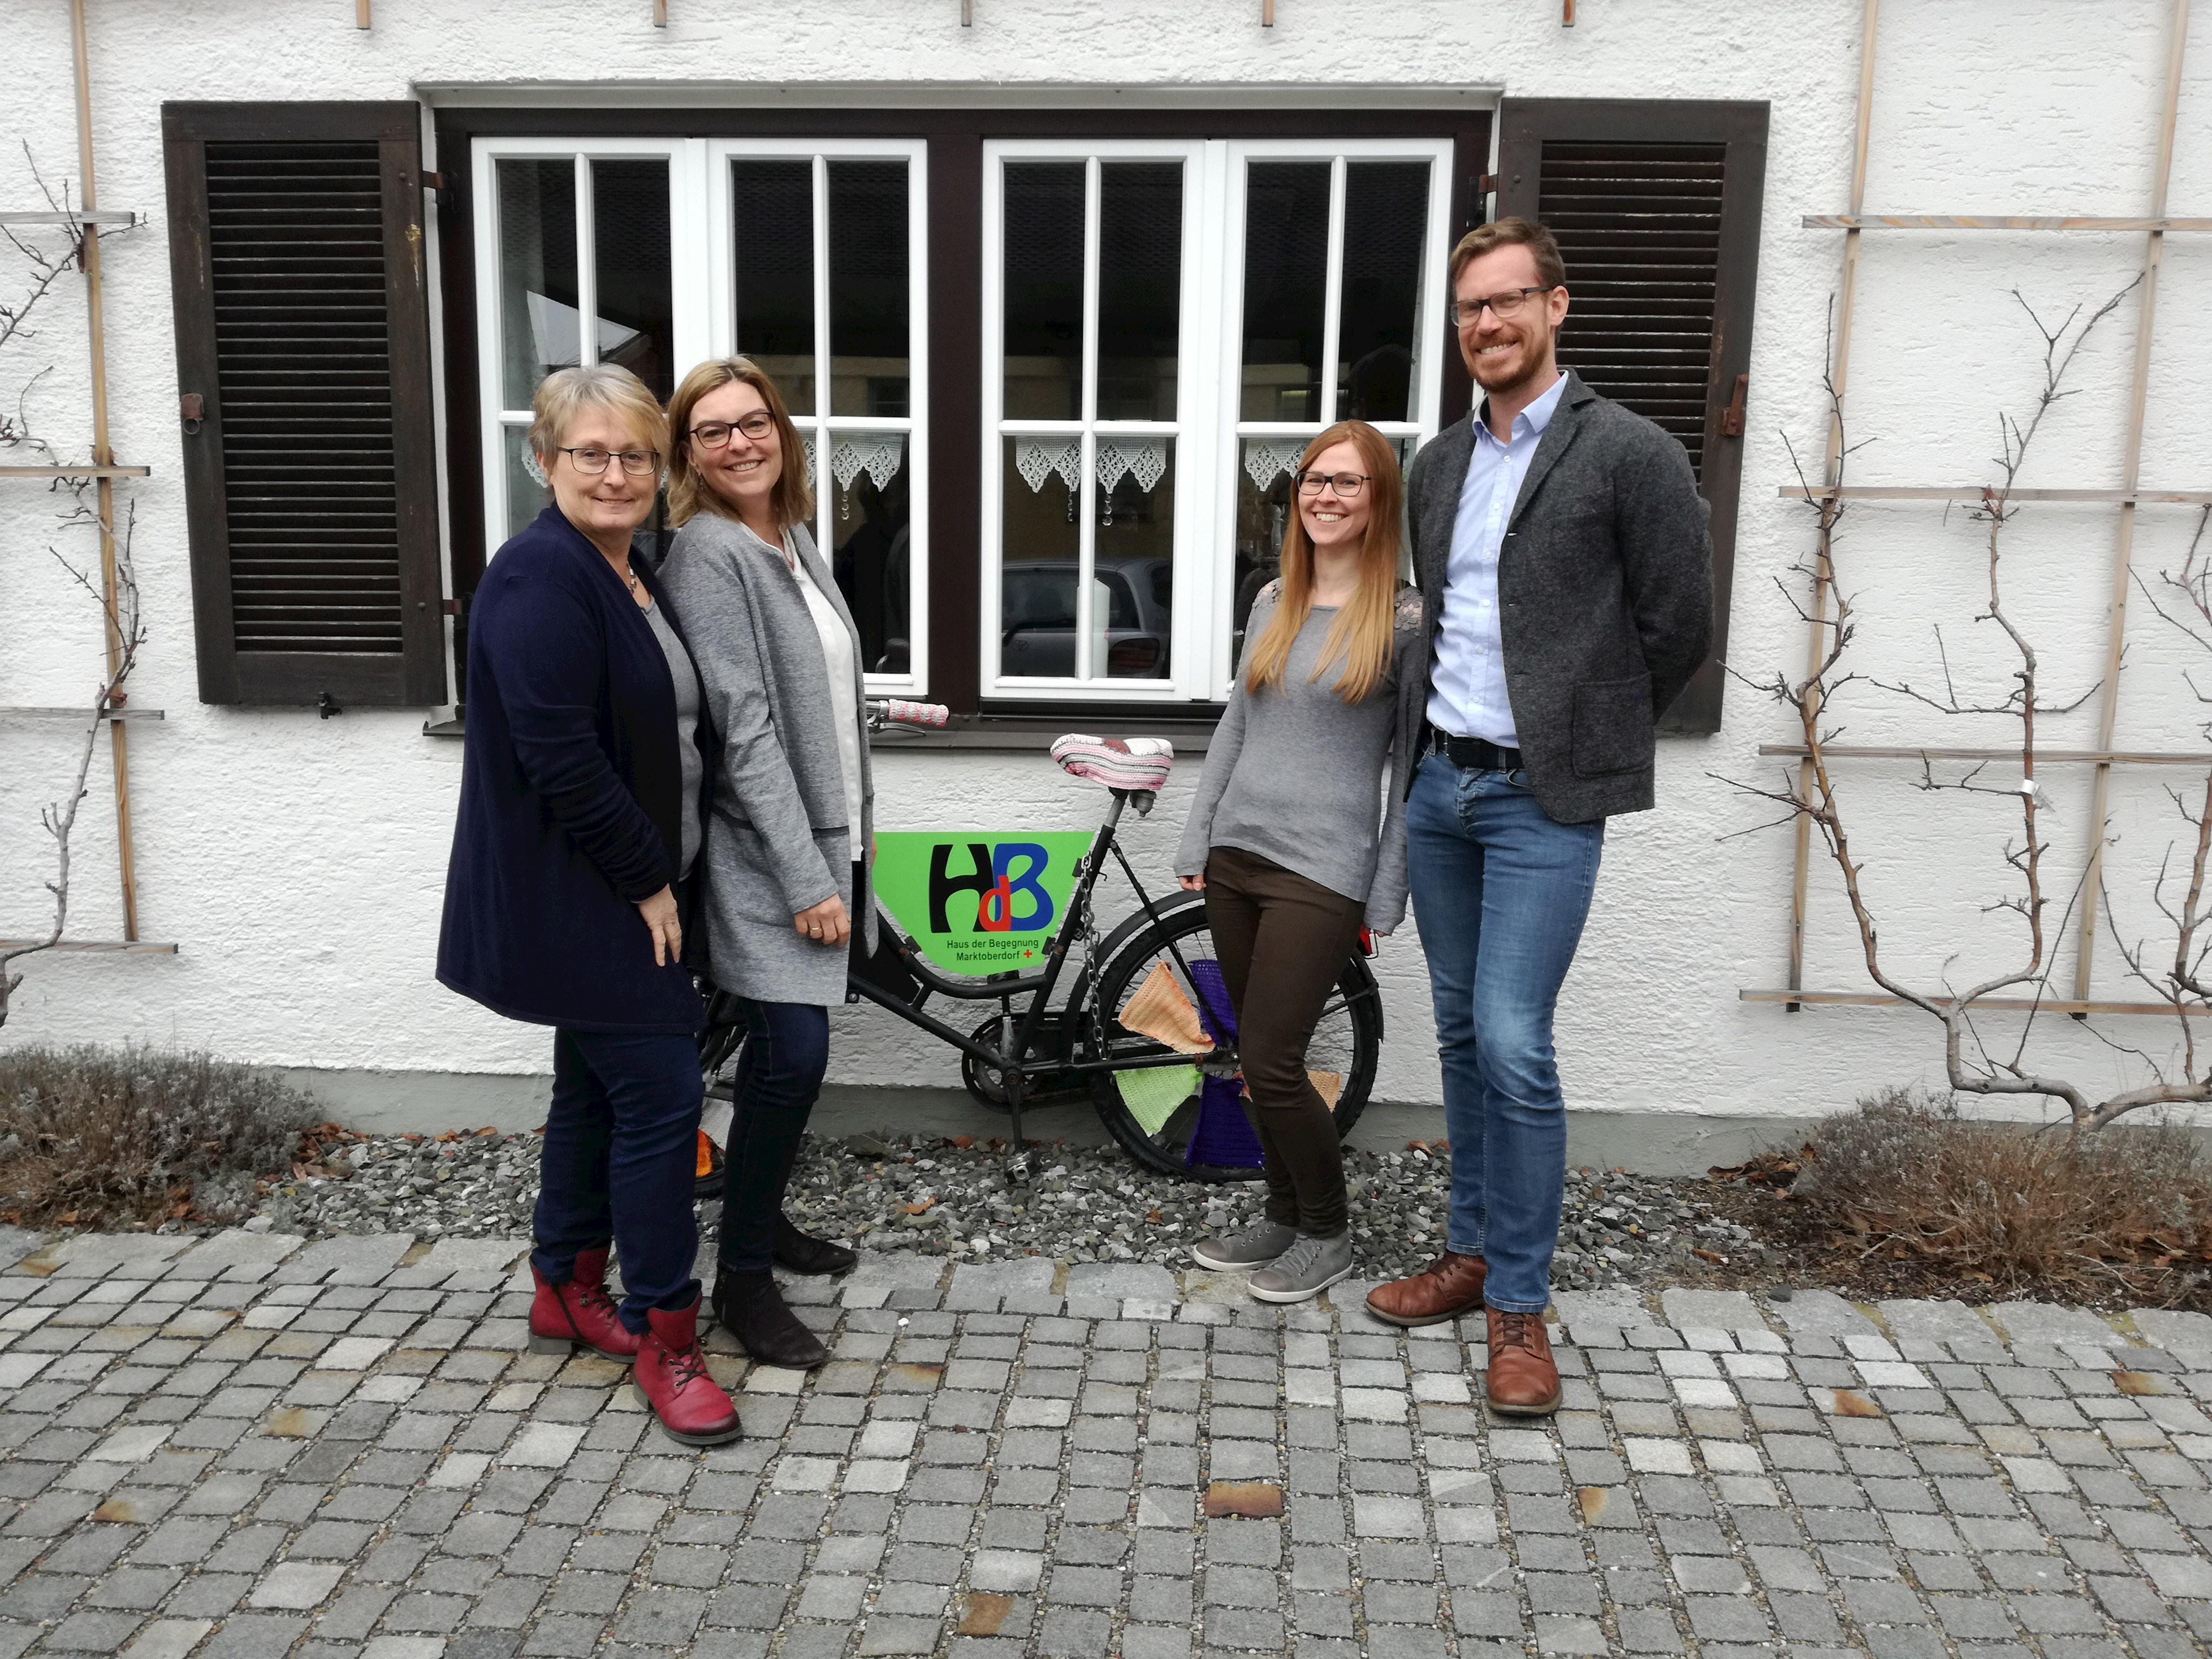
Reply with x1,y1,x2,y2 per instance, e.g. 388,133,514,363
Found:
528,1246,643,1363
634,1298,743,1447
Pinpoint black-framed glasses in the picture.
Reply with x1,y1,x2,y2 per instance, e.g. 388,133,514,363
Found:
1295,470,1370,497
687,412,776,448
556,446,660,476
1449,285,1557,326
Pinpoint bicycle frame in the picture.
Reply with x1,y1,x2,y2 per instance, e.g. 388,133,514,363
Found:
845,790,1225,1179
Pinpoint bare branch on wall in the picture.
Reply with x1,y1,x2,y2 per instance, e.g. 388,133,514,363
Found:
0,159,144,1028
1718,278,2211,1129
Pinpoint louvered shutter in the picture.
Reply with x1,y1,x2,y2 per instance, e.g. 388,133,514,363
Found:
1496,100,1767,735
164,103,445,706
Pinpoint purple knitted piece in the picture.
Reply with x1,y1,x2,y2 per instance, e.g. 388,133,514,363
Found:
1187,1074,1264,1170
1187,957,1237,1043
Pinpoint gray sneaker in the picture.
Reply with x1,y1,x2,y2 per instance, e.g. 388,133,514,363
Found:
1248,1232,1354,1304
1190,1219,1296,1272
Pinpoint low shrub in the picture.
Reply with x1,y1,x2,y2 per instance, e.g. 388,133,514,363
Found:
1787,1085,2212,1300
0,1044,323,1229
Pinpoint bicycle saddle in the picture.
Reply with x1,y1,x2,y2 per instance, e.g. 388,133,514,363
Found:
1049,733,1175,796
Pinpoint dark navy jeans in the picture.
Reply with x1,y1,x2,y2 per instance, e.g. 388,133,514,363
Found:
532,1028,705,1332
718,998,830,1275
1405,753,1604,1312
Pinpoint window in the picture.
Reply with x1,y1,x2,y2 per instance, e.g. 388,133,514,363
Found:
981,139,1452,702
1496,98,1769,734
439,110,1492,719
163,101,445,706
983,141,1202,696
707,141,928,685
471,137,928,691
1220,143,1452,691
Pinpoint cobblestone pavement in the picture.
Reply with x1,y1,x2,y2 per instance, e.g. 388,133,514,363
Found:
4,1229,2212,1659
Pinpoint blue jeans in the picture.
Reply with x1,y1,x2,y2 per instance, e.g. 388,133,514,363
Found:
533,1028,704,1332
718,999,830,1275
1406,753,1604,1312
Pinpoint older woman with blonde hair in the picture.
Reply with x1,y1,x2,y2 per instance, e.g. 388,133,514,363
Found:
439,362,738,1447
659,356,874,1370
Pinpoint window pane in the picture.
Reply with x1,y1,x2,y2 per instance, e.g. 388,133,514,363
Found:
1337,163,1428,423
731,159,817,417
1000,436,1082,677
496,159,578,411
503,423,547,542
591,159,675,401
1096,437,1175,679
1003,163,1085,421
825,432,911,675
1096,163,1183,421
1239,162,1330,422
828,161,910,418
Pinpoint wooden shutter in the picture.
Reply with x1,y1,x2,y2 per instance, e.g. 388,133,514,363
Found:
164,102,445,706
1496,99,1768,734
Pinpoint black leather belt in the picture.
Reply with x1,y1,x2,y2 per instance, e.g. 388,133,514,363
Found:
1429,729,1523,772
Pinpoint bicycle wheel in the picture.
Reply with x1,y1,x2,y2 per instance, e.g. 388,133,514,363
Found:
1085,902,1381,1182
694,989,743,1200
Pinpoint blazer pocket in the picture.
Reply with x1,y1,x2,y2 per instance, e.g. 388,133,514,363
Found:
1571,675,1656,777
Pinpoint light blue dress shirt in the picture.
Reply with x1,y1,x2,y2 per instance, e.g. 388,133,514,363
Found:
1425,372,1569,747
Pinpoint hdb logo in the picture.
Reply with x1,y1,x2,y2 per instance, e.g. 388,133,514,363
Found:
928,842,1056,934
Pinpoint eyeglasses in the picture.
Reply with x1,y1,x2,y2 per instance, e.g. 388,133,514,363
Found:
1449,285,1557,327
687,412,777,448
556,446,659,476
1295,470,1370,497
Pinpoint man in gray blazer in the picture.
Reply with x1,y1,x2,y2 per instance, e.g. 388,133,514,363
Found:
1365,218,1712,1415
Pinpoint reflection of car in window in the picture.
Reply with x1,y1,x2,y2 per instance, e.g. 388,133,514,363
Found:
1001,554,1173,679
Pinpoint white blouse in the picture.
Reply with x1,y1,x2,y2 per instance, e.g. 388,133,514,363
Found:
784,530,866,836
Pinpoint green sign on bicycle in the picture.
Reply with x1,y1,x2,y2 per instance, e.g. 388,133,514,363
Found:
873,831,1096,976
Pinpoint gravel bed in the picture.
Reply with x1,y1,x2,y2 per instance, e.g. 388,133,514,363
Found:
247,1125,1762,1292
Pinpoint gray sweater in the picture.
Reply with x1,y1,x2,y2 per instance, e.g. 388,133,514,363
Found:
658,514,875,1008
1176,583,1422,932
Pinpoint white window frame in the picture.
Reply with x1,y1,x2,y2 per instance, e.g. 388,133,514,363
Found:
1212,139,1455,699
981,138,1218,702
470,135,929,696
471,137,710,554
705,138,931,696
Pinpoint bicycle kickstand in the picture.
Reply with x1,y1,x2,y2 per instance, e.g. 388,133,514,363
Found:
1001,1073,1034,1197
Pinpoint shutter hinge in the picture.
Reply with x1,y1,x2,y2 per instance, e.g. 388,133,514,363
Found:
1471,173,1498,223
1721,373,1749,437
179,393,205,434
421,172,444,191
442,597,461,616
318,691,344,719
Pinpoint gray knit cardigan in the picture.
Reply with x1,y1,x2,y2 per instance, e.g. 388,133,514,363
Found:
658,514,875,1007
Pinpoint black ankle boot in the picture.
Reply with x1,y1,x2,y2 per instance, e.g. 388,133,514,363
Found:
710,1270,828,1369
773,1211,858,1276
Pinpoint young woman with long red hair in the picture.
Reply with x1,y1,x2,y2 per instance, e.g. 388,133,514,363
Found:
1174,420,1423,1302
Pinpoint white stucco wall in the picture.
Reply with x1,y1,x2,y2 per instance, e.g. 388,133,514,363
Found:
3,0,2208,1137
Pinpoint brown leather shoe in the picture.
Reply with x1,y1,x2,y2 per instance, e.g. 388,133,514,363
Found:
1365,1251,1487,1327
1484,1306,1563,1416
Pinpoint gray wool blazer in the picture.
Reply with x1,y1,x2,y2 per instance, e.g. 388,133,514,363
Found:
658,514,875,1008
1402,370,1715,824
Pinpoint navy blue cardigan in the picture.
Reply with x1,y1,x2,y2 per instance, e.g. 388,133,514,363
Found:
438,507,708,1035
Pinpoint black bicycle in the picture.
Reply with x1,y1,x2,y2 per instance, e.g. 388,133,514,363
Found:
693,704,1384,1190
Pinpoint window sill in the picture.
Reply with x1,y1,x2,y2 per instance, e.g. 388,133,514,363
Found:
879,713,1223,753
421,711,1225,753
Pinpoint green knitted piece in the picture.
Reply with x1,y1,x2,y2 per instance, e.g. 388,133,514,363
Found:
1116,1064,1200,1135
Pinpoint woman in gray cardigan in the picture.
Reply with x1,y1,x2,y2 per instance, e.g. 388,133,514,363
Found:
1175,420,1421,1305
658,357,874,1370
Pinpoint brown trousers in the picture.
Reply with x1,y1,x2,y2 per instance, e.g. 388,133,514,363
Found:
1203,845,1365,1237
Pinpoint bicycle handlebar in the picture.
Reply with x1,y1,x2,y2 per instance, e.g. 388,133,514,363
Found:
866,698,949,731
